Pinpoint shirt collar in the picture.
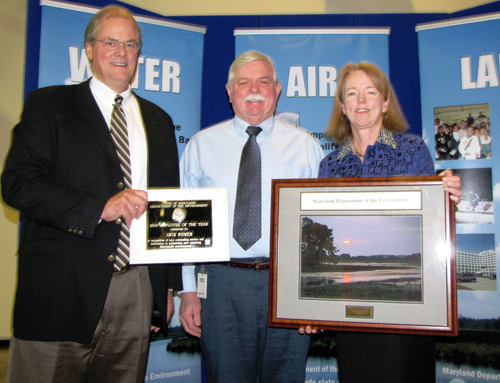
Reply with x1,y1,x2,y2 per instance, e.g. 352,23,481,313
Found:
234,115,274,138
337,127,397,160
90,76,132,106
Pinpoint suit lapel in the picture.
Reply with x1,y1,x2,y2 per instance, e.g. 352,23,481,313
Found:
136,94,159,141
136,94,160,184
73,80,121,168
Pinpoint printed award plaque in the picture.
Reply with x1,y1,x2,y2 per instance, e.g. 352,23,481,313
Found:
269,176,458,336
130,188,229,264
148,200,213,250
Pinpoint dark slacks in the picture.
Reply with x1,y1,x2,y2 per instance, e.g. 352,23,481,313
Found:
335,332,436,383
7,266,153,383
196,263,310,383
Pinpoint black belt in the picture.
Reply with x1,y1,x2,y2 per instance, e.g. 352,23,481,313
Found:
229,259,270,270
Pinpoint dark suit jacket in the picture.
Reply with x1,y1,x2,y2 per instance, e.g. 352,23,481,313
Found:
1,79,182,343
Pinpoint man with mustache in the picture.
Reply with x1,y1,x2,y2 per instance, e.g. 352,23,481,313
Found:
179,51,324,382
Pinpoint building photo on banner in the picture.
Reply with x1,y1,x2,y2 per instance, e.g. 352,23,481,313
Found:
418,11,500,383
37,1,205,382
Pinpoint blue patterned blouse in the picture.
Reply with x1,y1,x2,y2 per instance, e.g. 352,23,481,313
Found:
318,127,435,178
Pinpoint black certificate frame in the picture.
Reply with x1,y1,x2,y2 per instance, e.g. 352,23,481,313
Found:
269,176,458,336
130,188,230,264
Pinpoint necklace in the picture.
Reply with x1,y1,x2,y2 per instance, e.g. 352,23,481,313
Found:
353,146,365,158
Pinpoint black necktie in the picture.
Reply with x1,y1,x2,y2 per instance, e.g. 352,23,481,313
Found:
233,126,262,250
110,95,131,271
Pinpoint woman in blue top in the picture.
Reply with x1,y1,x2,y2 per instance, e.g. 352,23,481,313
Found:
316,62,462,383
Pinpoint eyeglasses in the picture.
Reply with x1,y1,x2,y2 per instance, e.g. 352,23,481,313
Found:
94,38,140,51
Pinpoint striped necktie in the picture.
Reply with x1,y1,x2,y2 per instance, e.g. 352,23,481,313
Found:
110,95,131,271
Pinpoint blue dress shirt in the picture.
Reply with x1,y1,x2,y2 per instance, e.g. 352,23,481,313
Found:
181,116,324,292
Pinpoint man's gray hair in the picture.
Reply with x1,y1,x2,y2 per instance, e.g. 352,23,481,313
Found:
227,51,279,90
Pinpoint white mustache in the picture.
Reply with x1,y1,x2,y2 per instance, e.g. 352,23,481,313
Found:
244,94,266,102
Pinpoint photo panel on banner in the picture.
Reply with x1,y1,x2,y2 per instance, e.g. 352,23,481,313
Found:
418,12,500,383
38,1,206,382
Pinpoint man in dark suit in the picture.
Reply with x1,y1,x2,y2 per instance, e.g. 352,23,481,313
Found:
1,5,181,383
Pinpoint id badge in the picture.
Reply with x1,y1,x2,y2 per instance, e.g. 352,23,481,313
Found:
197,270,207,299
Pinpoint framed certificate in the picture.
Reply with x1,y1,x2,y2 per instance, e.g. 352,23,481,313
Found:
269,176,458,336
130,188,230,264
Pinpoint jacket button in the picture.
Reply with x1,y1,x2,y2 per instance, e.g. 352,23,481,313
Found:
78,230,83,236
108,254,116,262
117,181,125,189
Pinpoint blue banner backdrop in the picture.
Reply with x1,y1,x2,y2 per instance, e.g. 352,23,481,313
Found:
418,12,500,383
38,1,205,381
39,0,205,158
235,28,390,383
235,28,390,154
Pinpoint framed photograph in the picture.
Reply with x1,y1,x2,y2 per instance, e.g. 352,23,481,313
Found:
130,188,230,264
269,177,458,336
